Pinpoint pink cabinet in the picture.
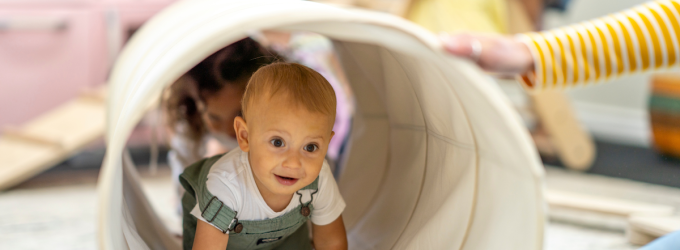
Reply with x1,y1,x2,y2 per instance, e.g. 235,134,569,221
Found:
0,7,105,128
0,0,173,128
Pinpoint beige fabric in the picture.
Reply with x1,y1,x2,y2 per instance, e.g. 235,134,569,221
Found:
98,0,546,249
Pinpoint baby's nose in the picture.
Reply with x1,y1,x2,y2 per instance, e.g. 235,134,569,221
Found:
282,150,303,169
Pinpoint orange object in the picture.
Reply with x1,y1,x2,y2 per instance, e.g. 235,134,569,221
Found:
650,74,680,158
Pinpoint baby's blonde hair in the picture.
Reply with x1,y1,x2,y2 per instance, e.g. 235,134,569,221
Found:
241,63,336,123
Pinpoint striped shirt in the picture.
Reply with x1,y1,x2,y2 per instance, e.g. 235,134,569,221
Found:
518,0,680,90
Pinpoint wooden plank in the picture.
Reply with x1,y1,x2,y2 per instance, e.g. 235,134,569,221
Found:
627,215,680,245
0,95,106,190
532,90,596,170
79,86,108,104
546,189,675,217
507,0,596,170
20,99,105,149
2,127,64,148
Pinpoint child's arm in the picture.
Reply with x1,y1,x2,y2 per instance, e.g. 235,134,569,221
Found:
193,220,229,250
312,215,348,250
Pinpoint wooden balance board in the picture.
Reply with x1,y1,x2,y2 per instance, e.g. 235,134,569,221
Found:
0,87,107,191
546,189,680,245
628,215,680,245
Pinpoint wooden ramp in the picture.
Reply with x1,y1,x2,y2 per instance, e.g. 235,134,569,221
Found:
546,189,675,217
0,87,106,191
546,189,680,245
628,215,680,245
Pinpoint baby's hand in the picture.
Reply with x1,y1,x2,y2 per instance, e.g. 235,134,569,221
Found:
312,215,348,250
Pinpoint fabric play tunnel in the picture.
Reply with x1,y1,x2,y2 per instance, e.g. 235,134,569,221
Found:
98,0,546,249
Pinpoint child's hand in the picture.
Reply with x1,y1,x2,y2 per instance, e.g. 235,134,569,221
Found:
193,220,229,250
312,215,348,250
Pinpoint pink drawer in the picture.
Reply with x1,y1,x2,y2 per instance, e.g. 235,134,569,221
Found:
102,1,175,43
0,8,107,128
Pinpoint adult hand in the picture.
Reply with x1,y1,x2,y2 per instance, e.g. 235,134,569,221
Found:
440,33,534,75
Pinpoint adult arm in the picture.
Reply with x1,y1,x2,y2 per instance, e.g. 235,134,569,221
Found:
312,215,348,250
442,0,680,90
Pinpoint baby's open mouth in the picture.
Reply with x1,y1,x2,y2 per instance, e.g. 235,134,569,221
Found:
275,174,299,186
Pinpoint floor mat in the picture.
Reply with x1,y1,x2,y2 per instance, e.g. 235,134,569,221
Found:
544,141,680,188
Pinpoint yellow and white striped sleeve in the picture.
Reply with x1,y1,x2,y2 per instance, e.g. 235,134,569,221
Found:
517,0,680,90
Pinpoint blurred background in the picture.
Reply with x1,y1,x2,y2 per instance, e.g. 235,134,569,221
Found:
2,0,680,249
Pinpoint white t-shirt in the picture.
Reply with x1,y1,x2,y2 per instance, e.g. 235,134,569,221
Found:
190,148,345,232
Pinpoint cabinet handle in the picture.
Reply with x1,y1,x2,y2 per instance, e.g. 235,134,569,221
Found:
0,17,68,32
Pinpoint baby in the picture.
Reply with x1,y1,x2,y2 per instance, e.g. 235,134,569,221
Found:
180,62,347,250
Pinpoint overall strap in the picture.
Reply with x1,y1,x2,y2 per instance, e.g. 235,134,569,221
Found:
179,153,237,233
233,177,320,235
180,158,321,234
296,177,319,218
300,177,319,190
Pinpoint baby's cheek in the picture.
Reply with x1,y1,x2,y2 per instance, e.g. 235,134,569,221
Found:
304,159,324,177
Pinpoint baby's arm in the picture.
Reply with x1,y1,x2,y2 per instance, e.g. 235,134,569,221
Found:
193,220,229,250
312,215,348,250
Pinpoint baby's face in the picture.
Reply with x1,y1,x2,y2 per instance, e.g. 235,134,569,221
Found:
244,94,334,197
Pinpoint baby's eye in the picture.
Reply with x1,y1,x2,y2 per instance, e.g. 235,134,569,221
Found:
304,144,318,152
270,138,285,147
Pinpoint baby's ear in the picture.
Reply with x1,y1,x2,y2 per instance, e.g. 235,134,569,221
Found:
234,116,250,152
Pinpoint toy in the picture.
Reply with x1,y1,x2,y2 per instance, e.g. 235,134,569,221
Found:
99,0,545,249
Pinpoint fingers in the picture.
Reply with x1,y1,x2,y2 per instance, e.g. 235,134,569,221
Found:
440,33,496,69
440,33,534,75
439,33,477,59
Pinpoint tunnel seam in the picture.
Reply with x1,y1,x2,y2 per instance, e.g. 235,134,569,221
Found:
445,64,481,250
385,50,430,250
336,42,393,245
427,129,475,150
391,122,476,150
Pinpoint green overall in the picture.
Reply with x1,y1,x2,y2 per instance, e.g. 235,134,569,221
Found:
180,154,318,250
